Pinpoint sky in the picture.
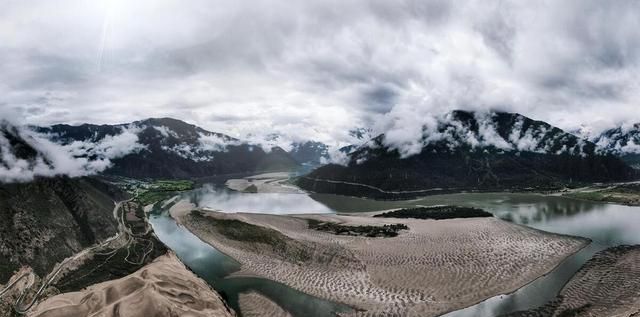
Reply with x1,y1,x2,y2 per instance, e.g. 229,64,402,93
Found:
2,0,640,147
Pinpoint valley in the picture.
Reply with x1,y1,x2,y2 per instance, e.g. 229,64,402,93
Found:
5,2,640,316
174,207,587,316
1,112,640,317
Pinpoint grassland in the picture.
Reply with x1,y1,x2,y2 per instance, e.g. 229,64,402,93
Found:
565,183,640,206
134,180,194,206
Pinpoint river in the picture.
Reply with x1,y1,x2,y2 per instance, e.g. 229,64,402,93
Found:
149,184,640,316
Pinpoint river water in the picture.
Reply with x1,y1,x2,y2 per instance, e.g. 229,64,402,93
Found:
149,184,640,317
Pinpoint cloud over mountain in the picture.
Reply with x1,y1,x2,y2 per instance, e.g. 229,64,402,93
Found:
2,0,640,147
0,121,144,182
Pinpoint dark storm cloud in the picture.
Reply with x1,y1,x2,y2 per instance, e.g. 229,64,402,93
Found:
362,85,399,113
1,0,639,152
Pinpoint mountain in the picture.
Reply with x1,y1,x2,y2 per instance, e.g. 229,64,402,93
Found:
348,127,374,141
593,123,640,169
0,125,124,283
287,129,374,167
38,117,299,179
289,141,330,165
297,111,636,199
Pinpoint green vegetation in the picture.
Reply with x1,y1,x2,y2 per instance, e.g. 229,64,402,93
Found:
374,206,493,220
565,184,640,206
192,211,284,244
152,180,194,191
55,237,167,293
243,184,258,193
566,191,609,201
307,219,408,237
0,257,15,284
135,179,194,205
190,211,311,262
55,200,167,293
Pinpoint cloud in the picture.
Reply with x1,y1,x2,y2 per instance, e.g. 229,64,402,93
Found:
374,110,592,160
1,0,640,152
592,123,640,155
160,131,241,161
0,121,145,182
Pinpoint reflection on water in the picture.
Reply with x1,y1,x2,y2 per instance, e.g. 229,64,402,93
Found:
190,185,333,214
151,186,640,317
150,210,239,280
311,192,640,316
430,194,640,317
149,188,351,317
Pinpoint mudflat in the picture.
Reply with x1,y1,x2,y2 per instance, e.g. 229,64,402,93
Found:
178,210,589,316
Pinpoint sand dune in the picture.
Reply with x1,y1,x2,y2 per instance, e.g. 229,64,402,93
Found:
28,252,235,317
505,245,640,317
179,211,588,316
238,291,293,317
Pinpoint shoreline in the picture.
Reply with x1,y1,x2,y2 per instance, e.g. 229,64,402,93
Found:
442,238,592,316
502,245,640,316
177,210,589,316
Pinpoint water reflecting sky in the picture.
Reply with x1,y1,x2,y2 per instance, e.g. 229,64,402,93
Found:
187,184,334,214
155,187,640,317
435,193,640,316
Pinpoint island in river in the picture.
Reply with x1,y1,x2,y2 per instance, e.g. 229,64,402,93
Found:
171,200,589,317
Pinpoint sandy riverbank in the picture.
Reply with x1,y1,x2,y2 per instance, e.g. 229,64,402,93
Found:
225,172,303,194
178,210,589,316
238,291,293,317
28,252,235,317
505,245,640,317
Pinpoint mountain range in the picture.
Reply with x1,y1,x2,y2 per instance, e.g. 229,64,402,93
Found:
1,110,639,281
2,112,639,191
297,111,638,198
36,118,299,179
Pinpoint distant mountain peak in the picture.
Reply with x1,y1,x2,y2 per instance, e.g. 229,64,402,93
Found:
298,111,635,198
370,110,591,160
289,141,330,165
1,121,145,182
31,118,299,179
594,123,640,155
592,123,640,169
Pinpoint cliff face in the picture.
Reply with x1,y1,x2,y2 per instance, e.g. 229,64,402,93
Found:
0,177,122,283
298,111,636,198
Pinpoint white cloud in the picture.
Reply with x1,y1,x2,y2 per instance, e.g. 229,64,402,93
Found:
197,133,239,152
152,125,177,138
160,132,242,161
1,0,640,151
0,121,145,182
